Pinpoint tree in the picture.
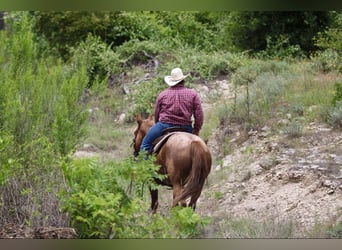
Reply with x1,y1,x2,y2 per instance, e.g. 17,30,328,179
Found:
0,12,5,30
31,11,152,60
223,11,333,56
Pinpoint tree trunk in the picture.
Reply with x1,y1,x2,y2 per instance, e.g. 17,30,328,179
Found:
0,12,5,30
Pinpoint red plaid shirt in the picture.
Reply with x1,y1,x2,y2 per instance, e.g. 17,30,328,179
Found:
154,83,204,132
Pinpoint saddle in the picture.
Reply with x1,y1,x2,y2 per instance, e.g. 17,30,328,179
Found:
149,127,188,154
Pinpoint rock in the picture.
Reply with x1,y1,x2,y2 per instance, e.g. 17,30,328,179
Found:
259,157,277,170
326,189,335,195
288,168,305,182
34,227,78,239
118,113,126,123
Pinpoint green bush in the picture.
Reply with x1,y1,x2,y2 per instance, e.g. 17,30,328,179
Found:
128,77,165,118
0,13,89,227
61,156,208,238
332,82,342,106
72,34,121,84
324,83,342,128
116,39,164,67
311,49,342,73
327,101,342,128
230,60,293,126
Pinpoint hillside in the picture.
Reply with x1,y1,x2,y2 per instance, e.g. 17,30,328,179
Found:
75,70,342,238
200,82,342,237
1,11,342,239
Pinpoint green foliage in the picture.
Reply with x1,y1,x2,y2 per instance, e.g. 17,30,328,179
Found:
327,101,342,128
61,156,208,238
129,78,165,117
31,11,140,60
179,50,247,80
313,12,342,73
230,60,293,126
284,120,304,138
0,13,89,227
0,132,16,186
169,206,210,238
224,11,332,56
315,12,342,52
332,82,342,106
116,39,164,66
72,34,121,84
326,221,342,238
219,216,294,238
311,49,342,73
31,11,223,61
152,11,220,52
259,34,304,59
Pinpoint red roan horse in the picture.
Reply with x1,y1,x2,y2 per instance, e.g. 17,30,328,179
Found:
133,114,212,212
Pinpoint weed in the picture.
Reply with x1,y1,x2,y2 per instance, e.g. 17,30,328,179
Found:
327,101,342,128
284,120,303,138
217,216,294,238
214,191,224,200
332,82,342,106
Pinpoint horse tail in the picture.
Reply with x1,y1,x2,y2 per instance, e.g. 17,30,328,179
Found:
174,140,211,207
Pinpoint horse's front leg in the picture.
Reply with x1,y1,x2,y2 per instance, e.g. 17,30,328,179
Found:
149,187,158,213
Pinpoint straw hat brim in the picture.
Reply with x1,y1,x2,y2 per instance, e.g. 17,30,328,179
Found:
164,74,189,86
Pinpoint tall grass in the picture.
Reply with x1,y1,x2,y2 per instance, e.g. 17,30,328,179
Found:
0,13,89,227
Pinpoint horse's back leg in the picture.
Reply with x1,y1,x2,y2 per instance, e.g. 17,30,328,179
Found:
188,191,201,210
172,184,187,207
150,188,158,213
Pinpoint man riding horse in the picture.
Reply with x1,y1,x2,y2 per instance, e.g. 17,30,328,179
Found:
133,68,210,212
139,67,204,157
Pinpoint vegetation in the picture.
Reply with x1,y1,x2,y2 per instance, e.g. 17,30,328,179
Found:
0,11,341,238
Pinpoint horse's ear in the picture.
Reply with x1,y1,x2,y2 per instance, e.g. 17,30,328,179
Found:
136,114,142,124
147,114,152,120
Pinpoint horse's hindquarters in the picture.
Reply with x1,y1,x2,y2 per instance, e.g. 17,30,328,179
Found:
157,132,211,208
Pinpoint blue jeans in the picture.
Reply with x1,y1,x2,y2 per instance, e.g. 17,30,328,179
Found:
140,122,192,153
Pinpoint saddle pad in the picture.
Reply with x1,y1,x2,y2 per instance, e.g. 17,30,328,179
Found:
152,132,177,153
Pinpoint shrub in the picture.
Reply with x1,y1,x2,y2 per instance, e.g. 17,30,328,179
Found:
327,101,342,128
61,156,209,238
284,120,304,138
230,60,293,126
116,39,164,67
128,77,165,118
332,82,342,106
0,13,89,227
311,49,342,73
71,34,121,85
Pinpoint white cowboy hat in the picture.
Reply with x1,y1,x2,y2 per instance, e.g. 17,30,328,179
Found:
164,68,189,86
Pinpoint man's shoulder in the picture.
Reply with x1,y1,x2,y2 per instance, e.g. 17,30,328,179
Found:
183,87,199,96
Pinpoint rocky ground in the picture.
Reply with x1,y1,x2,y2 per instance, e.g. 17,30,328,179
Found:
198,120,342,237
198,79,342,237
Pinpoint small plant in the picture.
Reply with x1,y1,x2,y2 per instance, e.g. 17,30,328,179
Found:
332,82,342,106
284,120,303,138
169,206,210,238
327,101,342,128
289,103,305,117
214,191,224,199
311,49,341,73
219,216,294,238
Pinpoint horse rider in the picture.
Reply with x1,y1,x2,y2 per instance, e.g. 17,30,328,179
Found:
139,67,204,156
